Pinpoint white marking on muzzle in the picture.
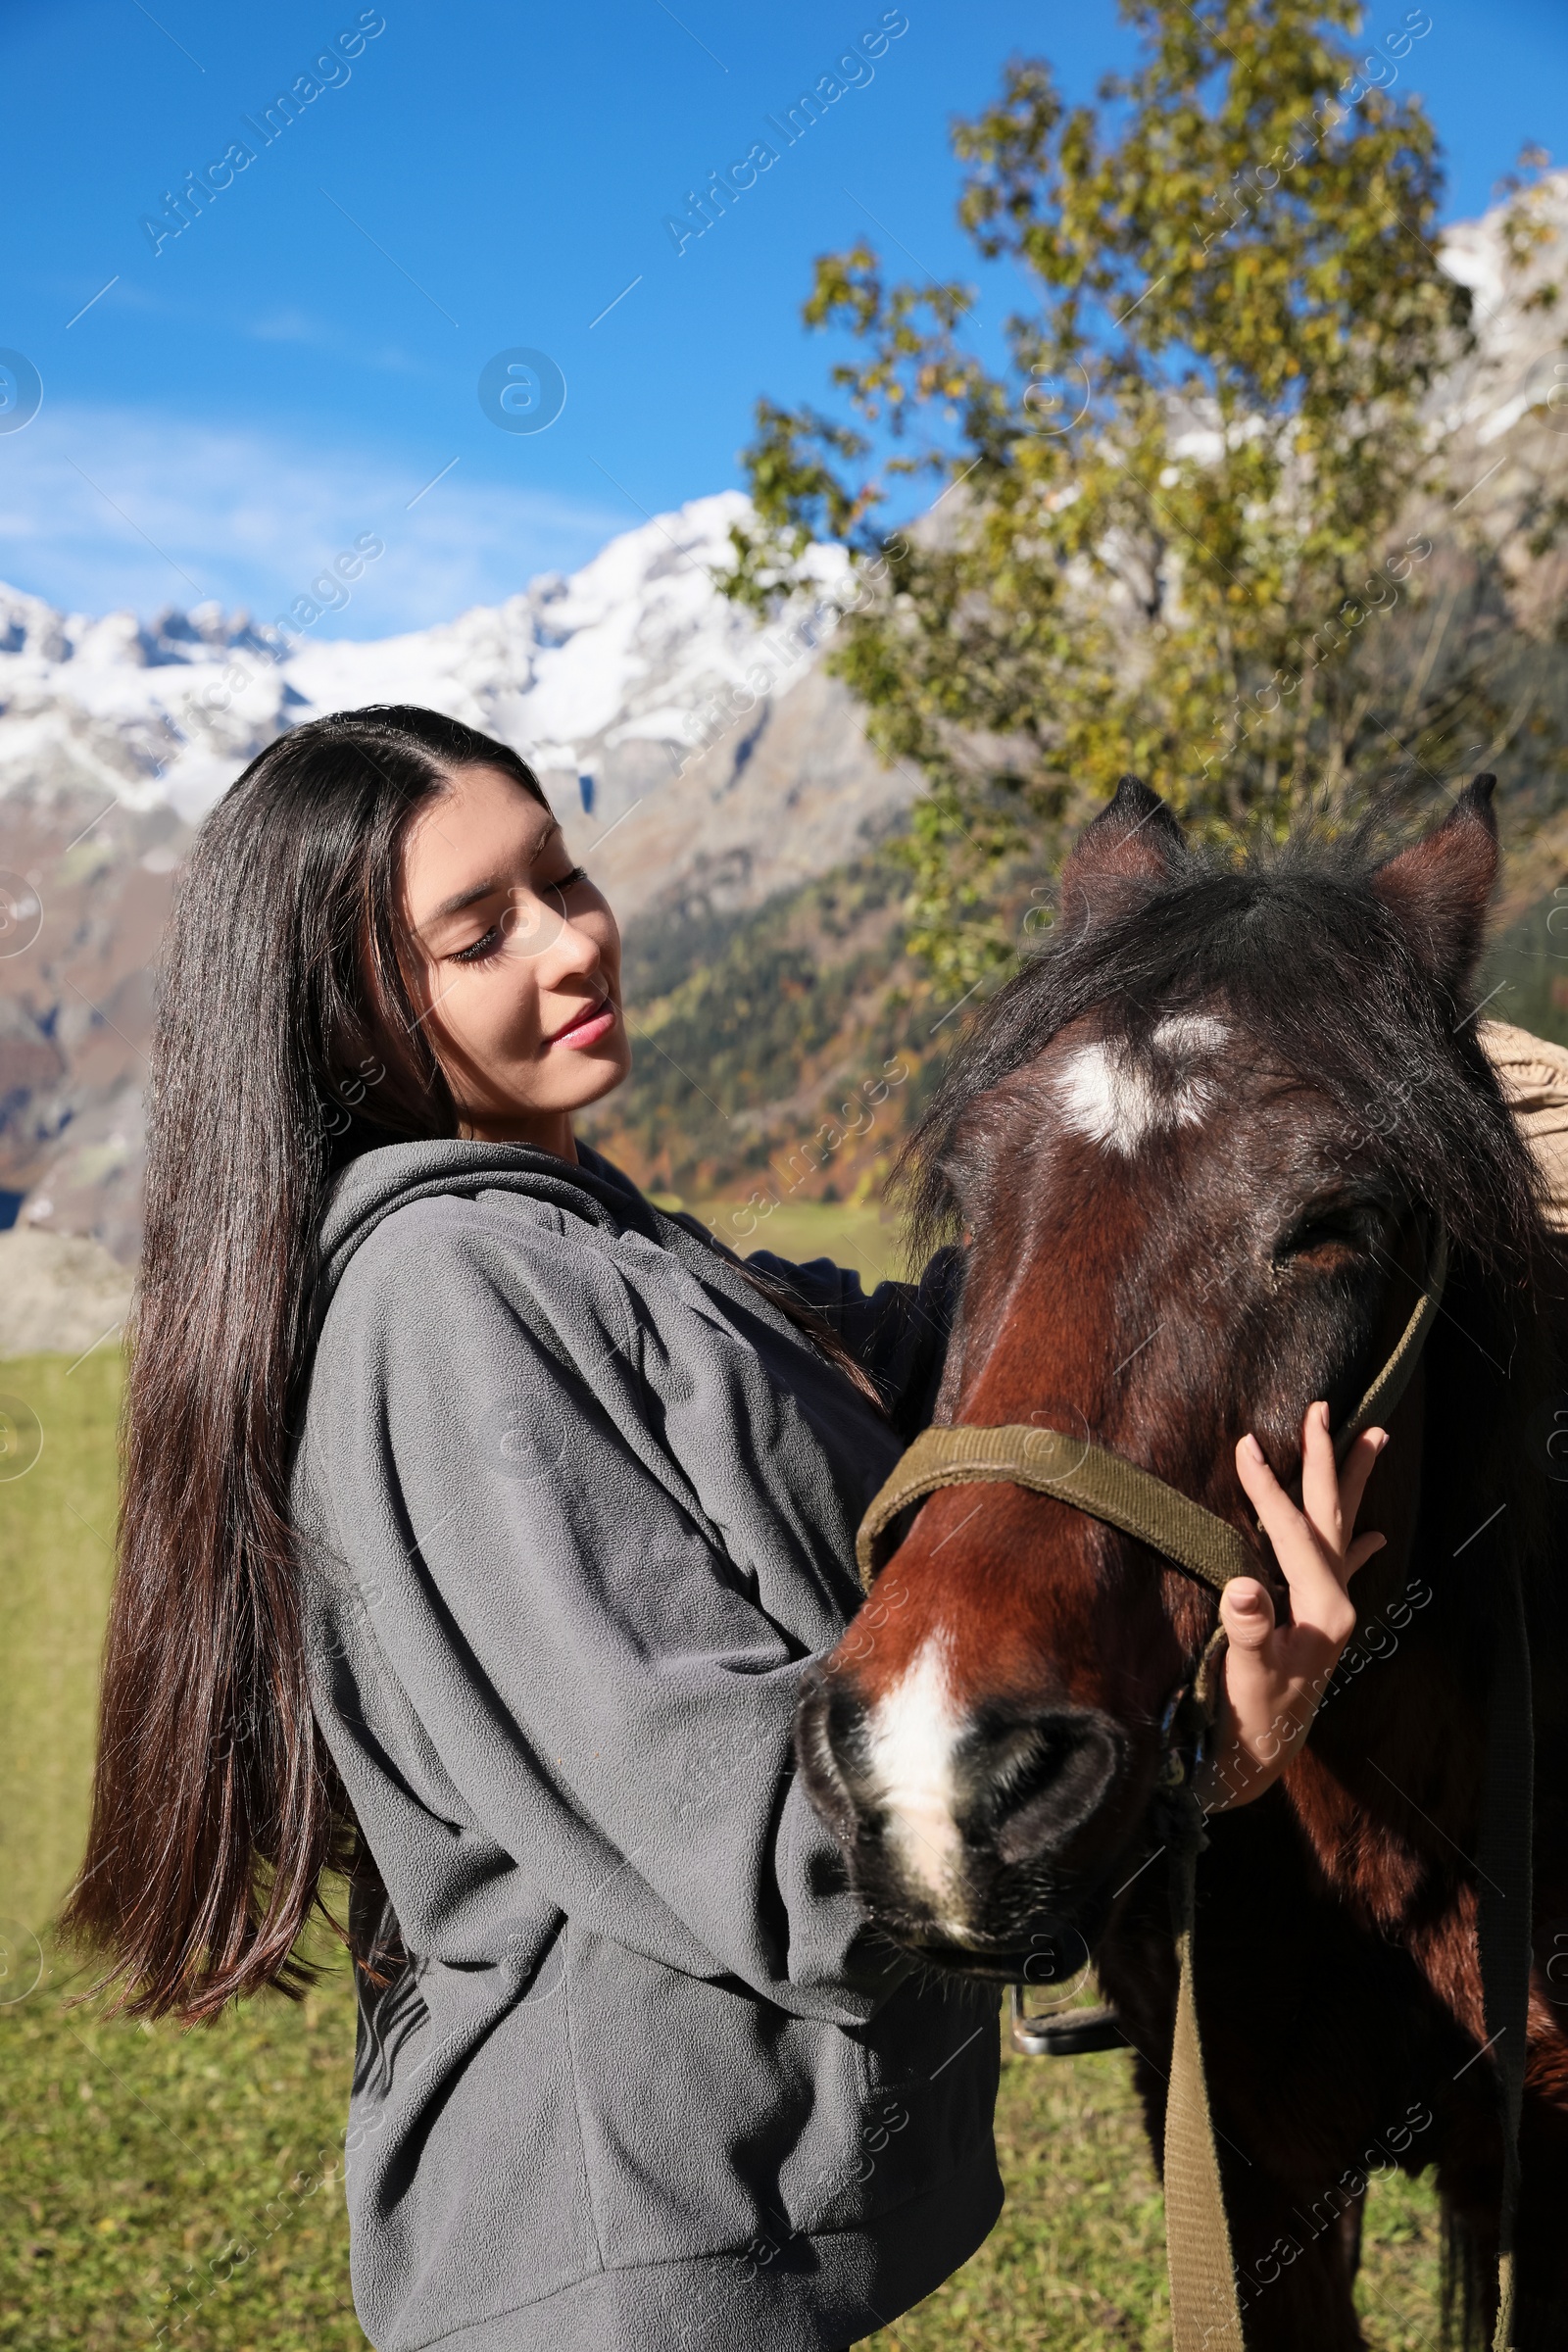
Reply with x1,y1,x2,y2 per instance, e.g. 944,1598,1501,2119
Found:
864,1637,966,1908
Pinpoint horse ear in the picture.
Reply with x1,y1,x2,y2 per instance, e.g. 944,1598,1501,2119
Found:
1370,776,1498,992
1059,776,1185,902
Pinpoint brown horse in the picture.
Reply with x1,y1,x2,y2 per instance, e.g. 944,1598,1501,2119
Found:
797,778,1568,2348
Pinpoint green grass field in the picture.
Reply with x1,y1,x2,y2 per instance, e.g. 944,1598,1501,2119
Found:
0,1275,1446,2349
670,1195,917,1289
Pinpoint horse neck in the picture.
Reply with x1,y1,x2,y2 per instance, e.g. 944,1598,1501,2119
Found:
1420,1243,1560,1632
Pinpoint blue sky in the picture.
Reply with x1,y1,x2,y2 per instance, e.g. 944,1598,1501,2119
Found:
2,0,1566,636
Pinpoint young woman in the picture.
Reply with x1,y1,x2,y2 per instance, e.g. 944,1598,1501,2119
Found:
68,706,1385,2352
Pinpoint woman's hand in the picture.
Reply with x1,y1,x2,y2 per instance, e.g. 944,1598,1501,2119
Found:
1198,1401,1389,1812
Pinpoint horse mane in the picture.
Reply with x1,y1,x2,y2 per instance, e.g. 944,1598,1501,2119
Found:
898,818,1546,1304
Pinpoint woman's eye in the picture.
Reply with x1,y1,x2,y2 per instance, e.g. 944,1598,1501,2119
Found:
452,923,504,965
449,868,588,965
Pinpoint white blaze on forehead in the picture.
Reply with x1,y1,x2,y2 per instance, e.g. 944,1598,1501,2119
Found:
1152,1012,1230,1056
1055,1019,1230,1156
863,1637,965,1906
1055,1040,1162,1154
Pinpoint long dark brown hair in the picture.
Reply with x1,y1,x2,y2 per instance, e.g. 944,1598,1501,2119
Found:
65,702,875,2022
63,707,549,2020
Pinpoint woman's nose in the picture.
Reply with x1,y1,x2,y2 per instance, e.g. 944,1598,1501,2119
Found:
498,889,600,976
538,910,604,983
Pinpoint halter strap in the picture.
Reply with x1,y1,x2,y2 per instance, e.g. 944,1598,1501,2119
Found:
1335,1230,1447,1453
857,1422,1250,1592
855,1230,1447,1592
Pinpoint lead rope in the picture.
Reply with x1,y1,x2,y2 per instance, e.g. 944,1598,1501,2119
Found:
1478,1544,1534,2352
1162,1782,1244,2351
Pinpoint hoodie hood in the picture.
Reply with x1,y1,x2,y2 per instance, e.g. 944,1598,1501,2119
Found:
316,1136,661,1307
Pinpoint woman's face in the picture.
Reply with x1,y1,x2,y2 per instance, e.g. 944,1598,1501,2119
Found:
397,762,632,1152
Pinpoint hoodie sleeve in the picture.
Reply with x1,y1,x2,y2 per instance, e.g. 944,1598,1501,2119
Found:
740,1243,963,1440
300,1194,909,2028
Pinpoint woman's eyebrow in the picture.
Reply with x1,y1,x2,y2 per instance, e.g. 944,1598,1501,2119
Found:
424,823,563,924
426,874,506,924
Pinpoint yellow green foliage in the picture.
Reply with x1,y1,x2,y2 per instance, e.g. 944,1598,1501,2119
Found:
722,0,1563,991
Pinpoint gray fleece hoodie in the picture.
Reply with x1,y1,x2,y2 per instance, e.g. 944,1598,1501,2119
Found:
292,1139,1002,2352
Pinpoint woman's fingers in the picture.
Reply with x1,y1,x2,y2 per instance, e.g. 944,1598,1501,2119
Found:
1209,1408,1392,1811
1345,1529,1389,1578
1218,1575,1275,1654
1234,1432,1341,1616
1236,1414,1388,1582
1234,1410,1389,1643
1234,1428,1289,1522
1334,1425,1388,1547
1299,1399,1342,1546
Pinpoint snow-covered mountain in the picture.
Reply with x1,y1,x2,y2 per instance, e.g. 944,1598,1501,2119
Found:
0,492,915,1261
0,490,901,911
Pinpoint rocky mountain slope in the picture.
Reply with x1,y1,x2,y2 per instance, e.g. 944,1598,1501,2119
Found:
0,493,914,1263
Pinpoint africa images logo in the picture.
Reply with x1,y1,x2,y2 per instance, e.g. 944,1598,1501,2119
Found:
138,11,387,255
662,11,910,257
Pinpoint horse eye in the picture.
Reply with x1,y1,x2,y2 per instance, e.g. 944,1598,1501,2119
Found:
1277,1208,1376,1267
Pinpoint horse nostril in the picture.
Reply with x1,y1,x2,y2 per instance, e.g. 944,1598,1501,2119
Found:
968,1709,1126,1866
793,1668,866,1844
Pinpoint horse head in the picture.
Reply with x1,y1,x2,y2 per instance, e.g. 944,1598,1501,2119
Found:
797,775,1539,1980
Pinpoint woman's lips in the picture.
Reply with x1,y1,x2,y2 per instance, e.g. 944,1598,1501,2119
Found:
547,994,616,1050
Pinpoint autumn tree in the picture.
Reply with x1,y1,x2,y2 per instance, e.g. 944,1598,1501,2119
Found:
722,0,1562,991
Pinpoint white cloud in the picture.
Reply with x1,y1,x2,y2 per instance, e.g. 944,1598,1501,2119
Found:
238,308,430,375
0,402,628,632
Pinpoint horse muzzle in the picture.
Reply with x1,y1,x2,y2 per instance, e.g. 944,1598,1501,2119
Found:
794,1656,1141,1969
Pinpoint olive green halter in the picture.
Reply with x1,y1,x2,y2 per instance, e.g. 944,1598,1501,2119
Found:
855,1232,1447,1596
852,1231,1534,2352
